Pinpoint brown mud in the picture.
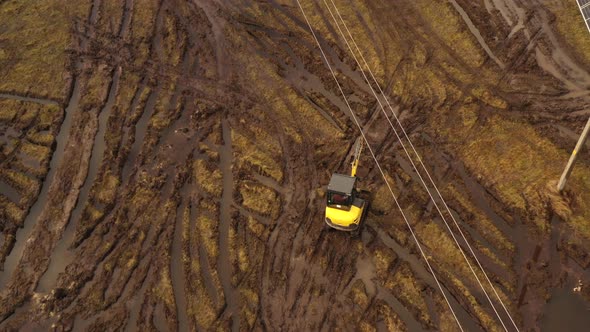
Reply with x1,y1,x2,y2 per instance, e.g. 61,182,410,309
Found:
1,0,590,331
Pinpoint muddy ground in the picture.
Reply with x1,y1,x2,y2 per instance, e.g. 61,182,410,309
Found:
1,0,590,331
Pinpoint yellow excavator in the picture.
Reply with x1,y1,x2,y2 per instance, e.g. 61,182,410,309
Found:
325,137,367,234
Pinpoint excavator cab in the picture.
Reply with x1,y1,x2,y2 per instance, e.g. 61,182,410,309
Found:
325,138,367,233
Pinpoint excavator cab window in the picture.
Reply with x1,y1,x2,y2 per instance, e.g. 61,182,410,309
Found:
327,191,352,207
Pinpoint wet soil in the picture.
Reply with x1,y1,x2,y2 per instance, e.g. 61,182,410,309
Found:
1,0,590,331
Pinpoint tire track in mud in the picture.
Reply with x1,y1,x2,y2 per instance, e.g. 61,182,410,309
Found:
0,93,60,106
373,226,483,331
0,0,100,289
448,0,505,69
36,66,122,294
36,0,135,293
218,119,239,331
0,79,81,289
121,87,161,181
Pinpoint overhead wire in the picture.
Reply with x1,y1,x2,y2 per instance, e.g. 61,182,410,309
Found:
294,1,464,330
323,0,519,330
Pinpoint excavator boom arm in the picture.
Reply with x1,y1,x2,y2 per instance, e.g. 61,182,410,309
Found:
350,137,363,177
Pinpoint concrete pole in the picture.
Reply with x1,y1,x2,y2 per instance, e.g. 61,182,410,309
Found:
558,116,590,192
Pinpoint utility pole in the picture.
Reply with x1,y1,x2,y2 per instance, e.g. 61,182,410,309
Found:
557,116,590,192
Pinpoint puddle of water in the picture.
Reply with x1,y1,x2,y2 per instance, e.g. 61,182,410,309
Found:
153,302,168,332
541,285,590,332
125,266,152,332
354,255,377,296
0,180,20,204
17,150,42,171
0,127,19,151
0,78,80,287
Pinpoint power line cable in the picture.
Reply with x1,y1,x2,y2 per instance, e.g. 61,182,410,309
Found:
324,1,519,330
294,1,464,330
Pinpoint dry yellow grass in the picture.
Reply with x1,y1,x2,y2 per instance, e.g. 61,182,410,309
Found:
239,181,281,219
385,262,431,325
232,130,283,183
549,1,590,65
413,0,484,68
95,171,120,205
193,159,222,197
197,214,219,260
0,0,89,100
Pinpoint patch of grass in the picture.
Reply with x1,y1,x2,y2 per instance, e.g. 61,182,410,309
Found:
85,204,104,224
434,293,462,332
239,180,281,219
18,105,39,128
197,214,219,260
240,288,259,329
149,87,177,131
238,246,249,273
193,159,222,197
431,100,590,238
385,262,430,325
371,173,396,214
82,65,112,109
1,169,38,196
27,132,54,146
549,1,590,65
37,104,61,129
188,252,219,329
417,221,505,331
358,320,376,332
0,100,20,122
471,86,507,109
162,12,186,67
130,0,159,67
3,199,25,224
372,247,397,280
130,186,157,211
413,0,484,68
375,300,406,332
19,141,51,162
154,267,175,309
95,171,120,205
232,130,283,182
97,0,124,34
445,183,514,253
349,279,370,311
247,215,269,240
0,0,89,100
